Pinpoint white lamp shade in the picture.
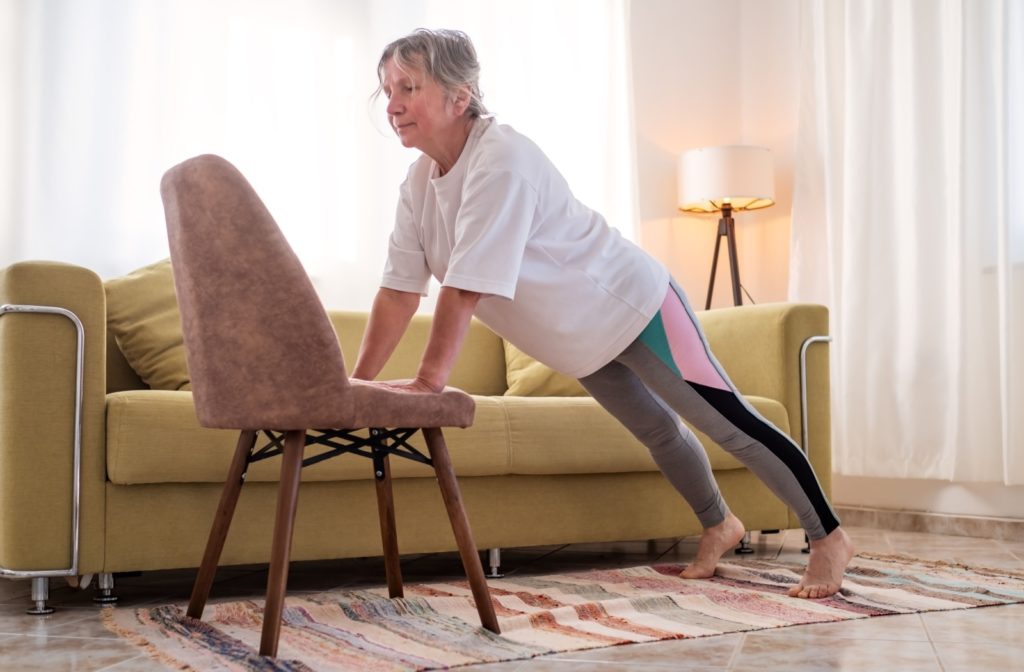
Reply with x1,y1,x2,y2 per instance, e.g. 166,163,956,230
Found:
677,145,775,213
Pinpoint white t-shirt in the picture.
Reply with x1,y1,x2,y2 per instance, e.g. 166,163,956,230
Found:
382,117,669,378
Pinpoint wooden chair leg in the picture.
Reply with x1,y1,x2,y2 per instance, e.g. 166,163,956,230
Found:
374,452,404,598
422,427,500,634
259,429,305,658
187,430,257,620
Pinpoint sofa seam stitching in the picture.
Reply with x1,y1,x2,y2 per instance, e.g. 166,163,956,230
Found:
500,399,512,475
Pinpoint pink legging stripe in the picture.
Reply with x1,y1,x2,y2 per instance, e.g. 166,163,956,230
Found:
657,288,731,391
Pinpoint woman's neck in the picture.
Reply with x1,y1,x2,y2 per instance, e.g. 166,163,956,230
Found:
430,116,475,177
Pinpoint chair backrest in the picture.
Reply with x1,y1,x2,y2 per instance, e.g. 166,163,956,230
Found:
161,154,350,430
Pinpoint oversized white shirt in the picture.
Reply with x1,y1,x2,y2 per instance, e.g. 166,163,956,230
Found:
382,117,669,378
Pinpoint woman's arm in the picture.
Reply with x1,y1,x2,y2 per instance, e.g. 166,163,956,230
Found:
355,286,481,393
413,286,482,391
352,287,421,380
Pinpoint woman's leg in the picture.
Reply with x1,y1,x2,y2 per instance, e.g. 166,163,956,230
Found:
615,280,852,596
578,359,745,578
578,359,728,528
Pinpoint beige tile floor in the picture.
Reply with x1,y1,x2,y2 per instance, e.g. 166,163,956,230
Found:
1,526,1023,671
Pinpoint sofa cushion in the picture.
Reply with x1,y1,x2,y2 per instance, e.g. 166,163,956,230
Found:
106,390,789,484
105,391,511,484
502,395,790,474
503,341,587,396
105,259,190,391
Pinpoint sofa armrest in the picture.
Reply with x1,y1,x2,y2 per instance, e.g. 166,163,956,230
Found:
696,303,832,498
0,261,107,573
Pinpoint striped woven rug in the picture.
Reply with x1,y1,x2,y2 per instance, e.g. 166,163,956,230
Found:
104,553,1024,671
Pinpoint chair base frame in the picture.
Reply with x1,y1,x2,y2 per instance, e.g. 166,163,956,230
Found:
186,426,499,658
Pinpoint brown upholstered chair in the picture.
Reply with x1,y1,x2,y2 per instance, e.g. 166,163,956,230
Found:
160,154,499,657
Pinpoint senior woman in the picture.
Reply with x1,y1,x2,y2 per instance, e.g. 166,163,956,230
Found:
352,28,854,598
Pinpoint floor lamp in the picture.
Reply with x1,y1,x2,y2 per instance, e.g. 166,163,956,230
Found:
677,146,775,309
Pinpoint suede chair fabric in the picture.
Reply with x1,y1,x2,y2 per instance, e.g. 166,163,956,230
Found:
160,154,496,656
160,154,474,431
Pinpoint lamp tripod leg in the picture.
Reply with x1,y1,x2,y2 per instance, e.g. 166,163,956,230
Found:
705,225,724,310
726,217,742,306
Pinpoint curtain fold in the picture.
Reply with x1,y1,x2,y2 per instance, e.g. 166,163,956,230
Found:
0,0,636,311
792,0,1023,484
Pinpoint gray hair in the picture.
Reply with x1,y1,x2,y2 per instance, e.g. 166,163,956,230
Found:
376,28,488,118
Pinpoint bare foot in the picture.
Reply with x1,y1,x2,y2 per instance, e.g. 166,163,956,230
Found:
788,527,855,598
679,513,746,579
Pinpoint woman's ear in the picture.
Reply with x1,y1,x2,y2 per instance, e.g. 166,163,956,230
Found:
449,87,471,116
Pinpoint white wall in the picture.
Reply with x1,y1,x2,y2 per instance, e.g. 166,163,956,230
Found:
834,476,1024,520
630,0,797,308
629,0,1024,521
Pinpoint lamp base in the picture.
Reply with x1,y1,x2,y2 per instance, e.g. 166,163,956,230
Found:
705,204,742,310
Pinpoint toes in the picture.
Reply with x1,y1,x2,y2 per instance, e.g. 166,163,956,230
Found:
788,582,837,599
792,583,839,599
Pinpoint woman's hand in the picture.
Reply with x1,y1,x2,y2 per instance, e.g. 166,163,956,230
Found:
375,377,443,394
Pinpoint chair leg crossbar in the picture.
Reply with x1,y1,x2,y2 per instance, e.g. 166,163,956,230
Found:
186,426,499,657
251,428,434,472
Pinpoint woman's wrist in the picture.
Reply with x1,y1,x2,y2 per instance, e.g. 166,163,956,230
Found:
413,371,446,393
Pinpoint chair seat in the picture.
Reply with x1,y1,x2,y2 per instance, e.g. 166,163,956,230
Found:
343,380,475,430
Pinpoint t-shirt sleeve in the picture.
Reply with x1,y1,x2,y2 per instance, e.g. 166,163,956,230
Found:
381,179,432,296
442,169,538,300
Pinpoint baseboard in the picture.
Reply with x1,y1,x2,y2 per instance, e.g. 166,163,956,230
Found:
836,506,1024,542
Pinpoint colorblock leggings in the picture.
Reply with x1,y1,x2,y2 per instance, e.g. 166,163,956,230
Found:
578,280,840,541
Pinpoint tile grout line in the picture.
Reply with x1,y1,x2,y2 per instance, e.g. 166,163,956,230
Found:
93,653,154,671
4,632,121,642
725,632,746,671
918,612,950,672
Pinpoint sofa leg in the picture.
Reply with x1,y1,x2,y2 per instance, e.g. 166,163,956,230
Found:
93,572,118,605
26,577,55,615
486,548,504,578
734,531,754,555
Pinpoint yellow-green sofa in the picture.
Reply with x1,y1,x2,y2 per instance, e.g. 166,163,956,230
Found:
0,260,832,612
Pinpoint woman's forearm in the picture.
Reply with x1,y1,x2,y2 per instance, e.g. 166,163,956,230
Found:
415,286,481,391
352,287,420,380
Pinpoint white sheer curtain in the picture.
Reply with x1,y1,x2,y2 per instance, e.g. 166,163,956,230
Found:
0,0,636,310
791,0,1024,484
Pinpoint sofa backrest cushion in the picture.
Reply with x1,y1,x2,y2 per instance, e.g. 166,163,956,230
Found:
106,329,147,393
503,340,588,396
105,259,191,391
329,311,508,396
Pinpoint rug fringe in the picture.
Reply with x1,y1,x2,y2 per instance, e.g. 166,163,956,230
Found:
853,552,1024,579
102,608,202,672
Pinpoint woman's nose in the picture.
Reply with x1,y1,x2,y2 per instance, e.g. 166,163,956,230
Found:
386,97,403,116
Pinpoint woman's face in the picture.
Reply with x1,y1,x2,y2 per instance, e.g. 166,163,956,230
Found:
380,57,462,150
